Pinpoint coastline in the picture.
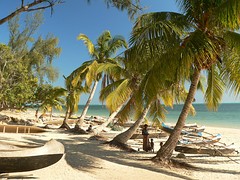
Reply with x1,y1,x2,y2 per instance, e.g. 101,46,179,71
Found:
0,109,239,179
26,104,240,129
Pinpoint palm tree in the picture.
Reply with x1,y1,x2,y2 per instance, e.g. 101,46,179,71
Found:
95,42,186,146
91,57,138,134
36,86,67,121
130,0,240,163
60,76,87,129
108,59,187,148
69,30,128,130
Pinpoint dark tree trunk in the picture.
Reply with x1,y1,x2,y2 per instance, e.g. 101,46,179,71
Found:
153,68,201,163
59,108,71,130
109,104,151,150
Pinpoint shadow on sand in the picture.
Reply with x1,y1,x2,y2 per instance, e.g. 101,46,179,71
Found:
2,129,240,179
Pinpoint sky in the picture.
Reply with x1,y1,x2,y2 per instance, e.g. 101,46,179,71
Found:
0,0,239,104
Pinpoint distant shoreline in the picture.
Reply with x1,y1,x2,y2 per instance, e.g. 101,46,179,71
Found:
3,103,240,129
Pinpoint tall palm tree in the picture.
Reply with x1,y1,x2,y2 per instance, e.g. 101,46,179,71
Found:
130,0,240,163
69,30,128,130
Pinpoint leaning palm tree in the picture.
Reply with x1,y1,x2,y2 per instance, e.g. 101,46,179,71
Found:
108,52,189,148
69,31,128,130
130,0,240,164
92,56,138,134
94,41,181,145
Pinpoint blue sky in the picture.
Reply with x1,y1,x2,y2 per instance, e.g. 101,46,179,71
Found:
0,0,239,104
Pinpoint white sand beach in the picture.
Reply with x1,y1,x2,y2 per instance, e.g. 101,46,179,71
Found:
0,110,239,180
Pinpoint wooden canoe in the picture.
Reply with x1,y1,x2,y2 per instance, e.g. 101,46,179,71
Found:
175,145,236,156
0,124,46,133
130,132,168,139
0,139,64,173
44,119,77,125
179,134,222,145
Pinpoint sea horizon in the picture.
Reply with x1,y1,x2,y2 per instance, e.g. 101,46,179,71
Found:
51,103,240,129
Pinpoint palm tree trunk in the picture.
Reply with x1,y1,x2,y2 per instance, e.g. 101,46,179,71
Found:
50,108,53,121
93,104,124,135
110,104,151,145
153,68,201,162
75,81,98,129
60,107,71,129
35,108,39,121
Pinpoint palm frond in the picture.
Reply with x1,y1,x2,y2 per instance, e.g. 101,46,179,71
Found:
148,99,167,122
115,98,133,124
99,79,125,102
222,46,240,96
97,30,111,48
85,60,100,87
96,62,124,81
213,0,240,30
105,79,132,111
77,34,95,55
130,12,189,47
107,35,128,56
223,31,240,50
205,65,224,111
180,29,220,70
103,0,141,19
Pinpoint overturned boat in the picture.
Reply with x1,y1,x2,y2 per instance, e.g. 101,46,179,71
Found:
0,139,64,173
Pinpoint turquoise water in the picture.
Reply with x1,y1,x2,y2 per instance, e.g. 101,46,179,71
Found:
164,103,240,128
61,103,240,129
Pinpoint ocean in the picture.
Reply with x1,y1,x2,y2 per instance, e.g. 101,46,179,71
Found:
69,103,240,129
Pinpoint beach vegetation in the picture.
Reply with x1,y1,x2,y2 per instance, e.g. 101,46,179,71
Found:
0,44,38,110
8,13,61,84
0,12,61,111
128,0,240,165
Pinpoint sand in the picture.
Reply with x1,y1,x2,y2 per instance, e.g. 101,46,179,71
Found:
0,110,239,180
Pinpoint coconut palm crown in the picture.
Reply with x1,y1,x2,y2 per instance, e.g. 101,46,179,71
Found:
68,30,128,129
129,0,240,163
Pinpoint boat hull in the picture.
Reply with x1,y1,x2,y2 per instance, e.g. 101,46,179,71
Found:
0,139,64,173
0,124,46,133
175,146,235,156
0,154,63,173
